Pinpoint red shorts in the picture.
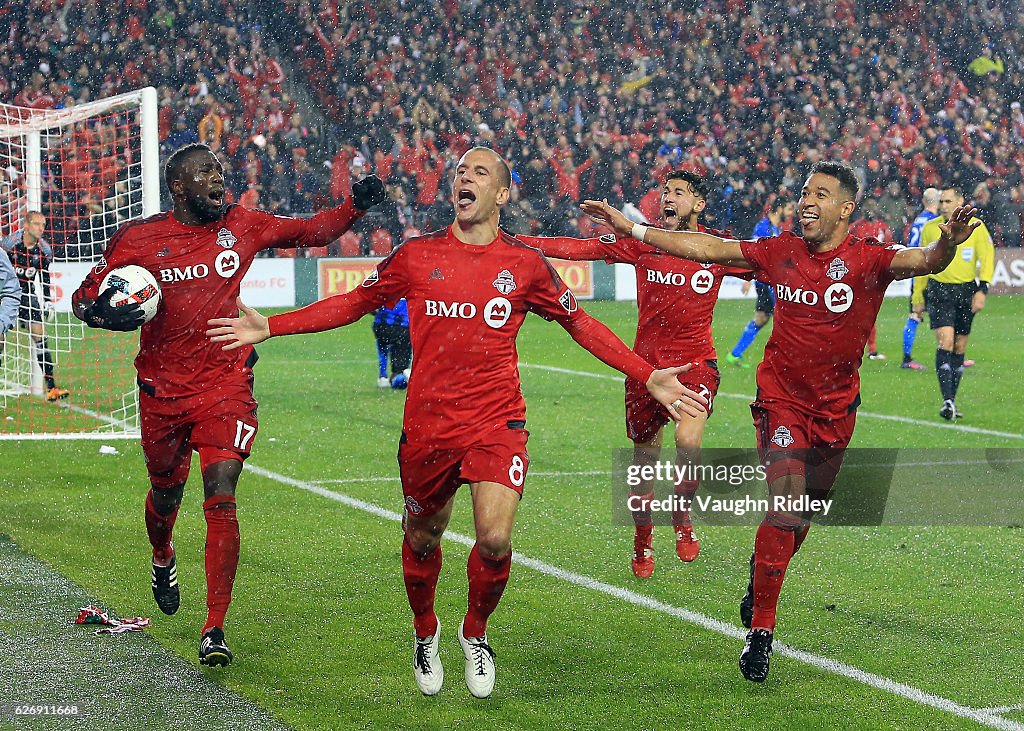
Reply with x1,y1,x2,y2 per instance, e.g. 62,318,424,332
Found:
397,424,530,517
751,400,855,494
625,360,720,444
140,380,259,489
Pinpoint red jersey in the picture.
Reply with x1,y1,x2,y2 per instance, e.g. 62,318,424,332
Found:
74,202,362,397
269,226,656,447
739,232,902,418
520,230,748,366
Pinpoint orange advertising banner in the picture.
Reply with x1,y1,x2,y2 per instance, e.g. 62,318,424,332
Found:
318,258,594,299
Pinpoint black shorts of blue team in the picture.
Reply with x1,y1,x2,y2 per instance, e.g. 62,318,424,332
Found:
754,282,775,315
925,280,976,335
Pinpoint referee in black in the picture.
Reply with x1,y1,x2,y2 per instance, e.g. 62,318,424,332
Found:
911,186,994,420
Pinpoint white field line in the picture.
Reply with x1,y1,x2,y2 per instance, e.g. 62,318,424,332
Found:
981,706,1024,715
246,463,1023,731
309,470,609,485
518,363,1024,441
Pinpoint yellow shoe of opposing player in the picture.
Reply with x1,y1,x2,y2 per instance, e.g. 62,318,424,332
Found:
45,387,70,402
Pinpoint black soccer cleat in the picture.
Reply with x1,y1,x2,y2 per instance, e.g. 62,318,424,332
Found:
199,627,233,667
151,553,180,615
739,628,773,682
939,399,956,421
740,552,754,629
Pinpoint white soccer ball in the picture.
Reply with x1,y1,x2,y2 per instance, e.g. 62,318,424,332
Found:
100,265,162,323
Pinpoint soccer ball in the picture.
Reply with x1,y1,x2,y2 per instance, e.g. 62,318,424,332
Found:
100,265,162,323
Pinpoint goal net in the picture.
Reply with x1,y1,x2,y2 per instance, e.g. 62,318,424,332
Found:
0,87,159,439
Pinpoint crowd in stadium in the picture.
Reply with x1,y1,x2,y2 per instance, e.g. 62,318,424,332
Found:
2,0,1023,256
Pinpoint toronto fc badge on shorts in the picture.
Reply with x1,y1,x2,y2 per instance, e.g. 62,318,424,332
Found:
493,269,516,295
826,257,849,281
771,425,795,447
216,228,237,249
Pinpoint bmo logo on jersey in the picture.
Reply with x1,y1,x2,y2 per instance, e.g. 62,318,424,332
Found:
424,300,477,319
483,297,512,328
776,282,855,313
646,268,715,294
159,264,209,283
215,250,241,278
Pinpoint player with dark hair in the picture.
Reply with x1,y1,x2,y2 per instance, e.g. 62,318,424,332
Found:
583,160,979,683
913,185,994,419
726,197,794,369
1,211,69,401
207,147,707,698
72,142,386,666
516,169,749,575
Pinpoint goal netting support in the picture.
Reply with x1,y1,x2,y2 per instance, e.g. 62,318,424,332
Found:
0,87,159,440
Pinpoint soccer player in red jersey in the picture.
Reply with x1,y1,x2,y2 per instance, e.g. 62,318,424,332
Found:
72,143,386,666
583,160,979,682
516,170,749,575
207,147,707,697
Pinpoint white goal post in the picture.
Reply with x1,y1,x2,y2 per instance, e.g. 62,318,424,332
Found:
0,87,159,439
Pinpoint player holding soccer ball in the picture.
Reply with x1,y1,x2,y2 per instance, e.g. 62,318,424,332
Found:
515,170,748,576
72,142,386,666
583,161,979,683
207,147,707,698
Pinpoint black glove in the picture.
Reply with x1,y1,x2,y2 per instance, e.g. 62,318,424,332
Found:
83,287,145,331
351,174,388,210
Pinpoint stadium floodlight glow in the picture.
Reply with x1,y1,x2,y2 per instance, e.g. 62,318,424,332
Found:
0,87,159,440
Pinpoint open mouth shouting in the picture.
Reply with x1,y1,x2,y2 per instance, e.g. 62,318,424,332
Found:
662,204,679,226
456,188,477,212
207,187,225,206
799,207,819,231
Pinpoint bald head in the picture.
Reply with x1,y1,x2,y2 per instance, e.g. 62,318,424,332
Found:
462,146,511,189
922,187,941,208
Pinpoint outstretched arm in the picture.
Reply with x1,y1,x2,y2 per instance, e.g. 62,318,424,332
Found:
888,205,979,279
581,199,750,267
207,291,381,350
516,234,633,262
259,175,388,250
558,312,707,420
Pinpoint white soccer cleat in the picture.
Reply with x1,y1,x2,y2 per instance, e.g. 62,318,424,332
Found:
458,620,496,698
413,622,444,696
377,376,390,388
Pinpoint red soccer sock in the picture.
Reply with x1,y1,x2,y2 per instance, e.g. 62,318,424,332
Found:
750,514,799,632
673,479,699,528
145,489,179,563
402,537,442,638
630,490,655,528
868,325,878,352
792,523,811,556
464,543,511,638
202,494,239,634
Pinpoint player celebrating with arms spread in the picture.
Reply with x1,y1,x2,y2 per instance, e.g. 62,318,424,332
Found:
207,147,706,698
72,143,386,666
516,170,748,575
583,161,978,682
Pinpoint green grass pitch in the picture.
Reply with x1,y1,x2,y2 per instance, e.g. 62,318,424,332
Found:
1,296,1021,731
